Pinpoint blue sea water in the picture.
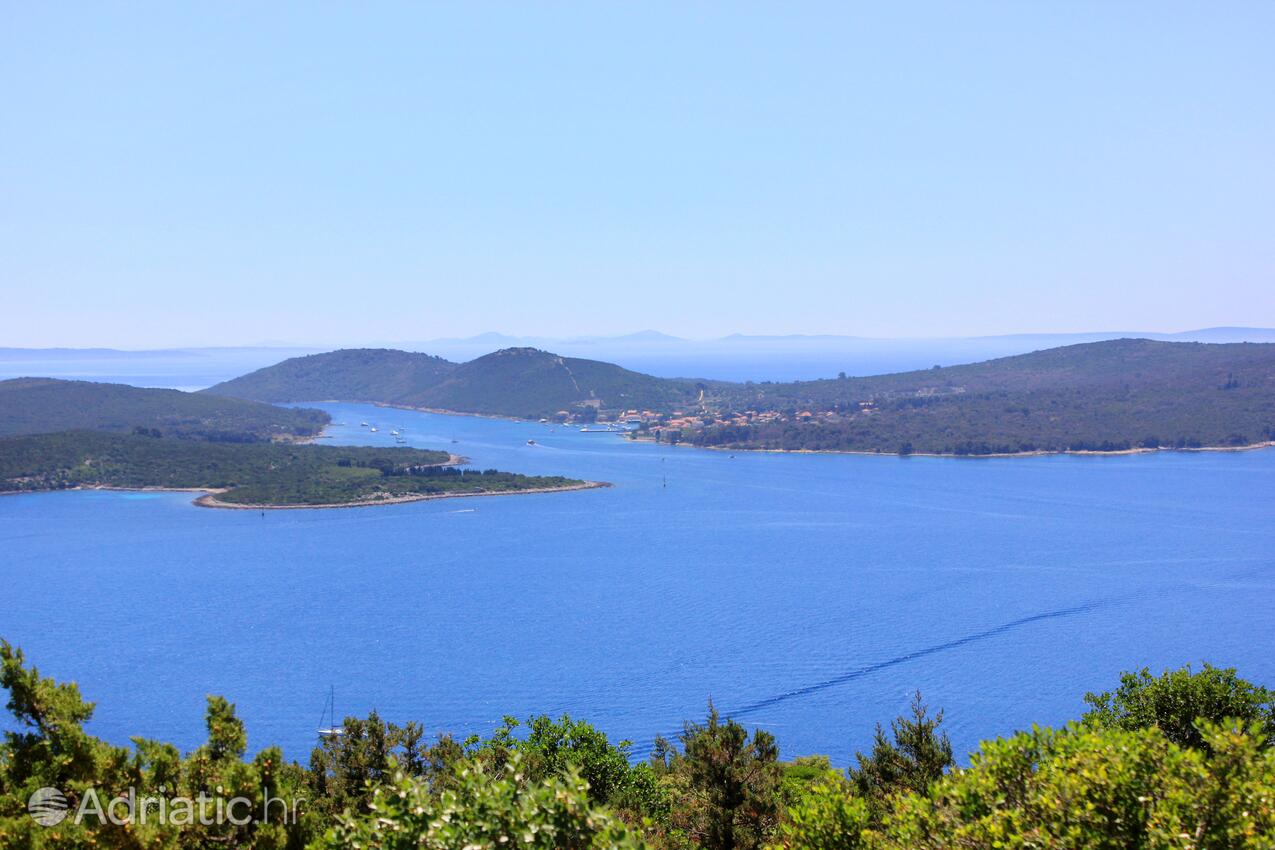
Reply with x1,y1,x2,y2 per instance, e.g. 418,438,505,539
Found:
2,402,1273,767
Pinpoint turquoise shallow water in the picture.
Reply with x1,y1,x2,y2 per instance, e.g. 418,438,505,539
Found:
2,402,1273,765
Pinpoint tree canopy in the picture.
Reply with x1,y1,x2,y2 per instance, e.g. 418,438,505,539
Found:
2,647,1273,850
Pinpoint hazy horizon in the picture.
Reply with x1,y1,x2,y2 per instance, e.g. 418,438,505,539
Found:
6,324,1275,388
5,324,1275,354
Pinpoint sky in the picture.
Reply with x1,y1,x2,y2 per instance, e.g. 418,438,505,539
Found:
2,2,1273,348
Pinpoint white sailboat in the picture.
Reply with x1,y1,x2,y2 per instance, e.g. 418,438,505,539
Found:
317,686,344,739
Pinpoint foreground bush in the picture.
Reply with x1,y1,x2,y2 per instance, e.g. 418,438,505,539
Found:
777,722,1275,850
317,753,644,850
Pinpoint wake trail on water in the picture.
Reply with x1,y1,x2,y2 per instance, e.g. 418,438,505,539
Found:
628,594,1134,759
726,597,1124,720
630,564,1275,758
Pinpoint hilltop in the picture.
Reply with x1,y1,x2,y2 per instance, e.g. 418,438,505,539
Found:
0,377,329,442
206,340,1275,455
206,346,706,419
407,348,703,418
199,348,457,404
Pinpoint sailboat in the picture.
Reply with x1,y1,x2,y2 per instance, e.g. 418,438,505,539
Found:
317,685,344,739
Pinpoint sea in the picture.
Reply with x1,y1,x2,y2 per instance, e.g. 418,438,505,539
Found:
1,362,1273,766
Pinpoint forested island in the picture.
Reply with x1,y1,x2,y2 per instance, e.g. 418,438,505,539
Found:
0,379,596,507
2,641,1272,848
0,431,594,508
206,339,1275,456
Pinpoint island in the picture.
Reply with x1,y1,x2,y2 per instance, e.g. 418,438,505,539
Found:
0,431,603,508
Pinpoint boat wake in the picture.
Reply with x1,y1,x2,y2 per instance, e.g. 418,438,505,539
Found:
628,595,1128,759
727,597,1122,721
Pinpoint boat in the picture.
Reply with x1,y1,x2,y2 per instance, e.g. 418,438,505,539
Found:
370,427,378,432
317,686,344,739
390,430,400,436
360,422,368,427
526,439,536,446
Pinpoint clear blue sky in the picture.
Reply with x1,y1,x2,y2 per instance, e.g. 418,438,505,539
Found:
3,3,1272,347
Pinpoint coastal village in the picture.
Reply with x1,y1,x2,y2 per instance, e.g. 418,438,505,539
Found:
543,379,975,446
550,402,883,444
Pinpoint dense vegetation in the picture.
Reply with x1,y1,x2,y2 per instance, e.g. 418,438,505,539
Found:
206,340,1275,455
0,431,585,506
690,340,1275,455
207,347,707,419
0,378,330,442
2,645,1271,848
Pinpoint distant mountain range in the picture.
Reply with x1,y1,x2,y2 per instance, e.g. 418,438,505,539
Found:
382,328,1275,382
383,326,1275,348
204,339,1275,455
380,327,1275,380
6,328,1275,385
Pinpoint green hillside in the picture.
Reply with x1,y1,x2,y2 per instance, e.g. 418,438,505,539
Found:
718,338,1275,406
0,377,329,442
203,348,457,403
691,339,1275,454
0,431,585,506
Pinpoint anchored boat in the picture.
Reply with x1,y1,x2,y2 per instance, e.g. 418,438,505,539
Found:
317,686,344,739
